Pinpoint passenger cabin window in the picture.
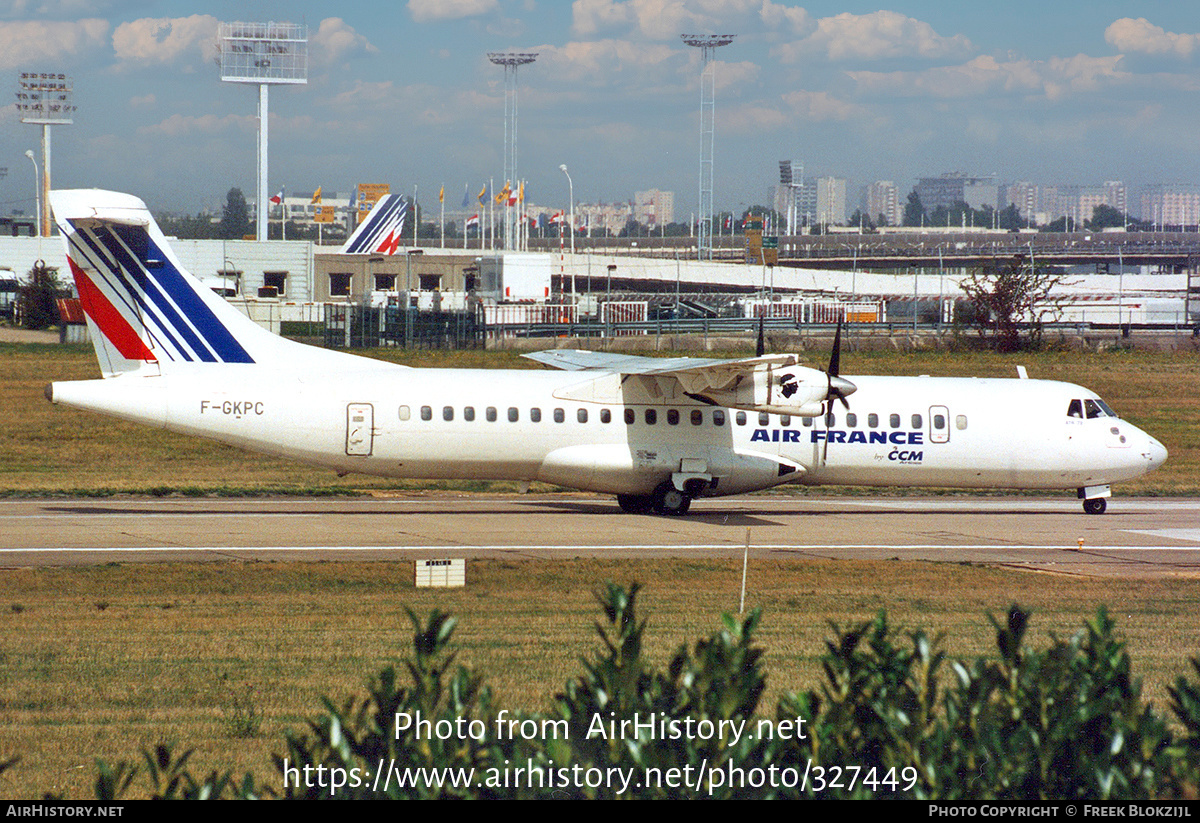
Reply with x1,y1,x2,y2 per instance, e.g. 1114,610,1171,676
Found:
668,409,680,425
868,413,879,428
486,406,497,422
508,407,519,422
399,405,410,421
780,415,791,426
825,412,835,427
846,413,857,428
645,409,657,425
691,410,703,426
625,409,635,425
956,415,968,430
933,413,946,431
420,405,432,421
443,406,454,421
803,416,813,427
578,409,588,423
600,409,611,424
758,412,770,426
889,413,900,428
553,408,565,423
530,408,542,423
911,414,922,428
736,411,747,426
464,406,475,422
713,410,725,427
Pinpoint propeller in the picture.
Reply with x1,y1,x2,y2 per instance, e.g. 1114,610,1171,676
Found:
822,314,857,465
756,314,765,358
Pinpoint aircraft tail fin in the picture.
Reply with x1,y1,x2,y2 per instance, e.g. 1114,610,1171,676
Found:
50,189,290,378
340,194,408,255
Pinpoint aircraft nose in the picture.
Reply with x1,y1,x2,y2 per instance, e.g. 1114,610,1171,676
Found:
1146,437,1168,470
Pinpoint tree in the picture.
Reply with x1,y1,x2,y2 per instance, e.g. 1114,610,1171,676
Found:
219,188,251,240
17,261,63,330
903,190,925,227
959,254,1071,351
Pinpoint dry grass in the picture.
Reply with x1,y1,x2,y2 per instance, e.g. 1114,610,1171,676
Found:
0,557,1199,798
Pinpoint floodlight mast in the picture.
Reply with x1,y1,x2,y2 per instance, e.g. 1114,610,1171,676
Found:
682,34,735,261
16,73,75,237
219,22,308,242
487,52,537,250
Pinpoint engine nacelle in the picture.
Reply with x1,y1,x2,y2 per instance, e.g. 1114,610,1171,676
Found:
693,364,830,417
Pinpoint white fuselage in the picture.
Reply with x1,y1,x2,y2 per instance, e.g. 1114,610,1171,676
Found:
49,359,1167,499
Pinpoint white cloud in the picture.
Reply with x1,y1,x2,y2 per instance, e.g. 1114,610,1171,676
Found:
572,0,762,41
775,11,973,63
1105,18,1198,59
848,54,1127,101
781,89,866,121
0,18,108,71
537,39,678,85
310,18,377,66
408,0,499,23
137,112,255,138
111,14,218,69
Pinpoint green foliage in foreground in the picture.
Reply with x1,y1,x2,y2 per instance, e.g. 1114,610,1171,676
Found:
59,586,1200,798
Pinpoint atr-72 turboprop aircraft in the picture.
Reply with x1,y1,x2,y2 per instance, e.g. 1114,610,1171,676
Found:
45,190,1166,516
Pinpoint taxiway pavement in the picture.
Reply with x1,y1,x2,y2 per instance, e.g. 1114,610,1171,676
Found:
1,494,1198,578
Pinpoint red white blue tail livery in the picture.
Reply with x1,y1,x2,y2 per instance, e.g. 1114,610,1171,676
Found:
341,194,408,255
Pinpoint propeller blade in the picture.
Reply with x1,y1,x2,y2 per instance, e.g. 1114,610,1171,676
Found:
756,315,765,358
828,315,843,377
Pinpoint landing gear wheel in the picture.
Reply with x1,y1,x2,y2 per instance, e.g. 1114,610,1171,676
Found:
616,494,654,514
1083,498,1107,515
652,482,692,516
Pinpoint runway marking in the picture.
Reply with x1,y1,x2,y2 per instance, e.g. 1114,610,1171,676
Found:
1126,529,1200,543
3,543,1199,554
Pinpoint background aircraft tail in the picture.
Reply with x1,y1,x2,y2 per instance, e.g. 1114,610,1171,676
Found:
340,194,408,255
51,189,294,377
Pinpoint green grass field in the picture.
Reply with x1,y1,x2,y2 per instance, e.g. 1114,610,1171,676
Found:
1,340,1199,798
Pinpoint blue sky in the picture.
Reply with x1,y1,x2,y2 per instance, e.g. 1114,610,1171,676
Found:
1,1,1197,217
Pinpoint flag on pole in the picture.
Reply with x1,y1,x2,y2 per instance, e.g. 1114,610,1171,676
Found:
465,214,480,230
477,184,488,205
439,185,444,204
310,187,322,205
270,188,284,205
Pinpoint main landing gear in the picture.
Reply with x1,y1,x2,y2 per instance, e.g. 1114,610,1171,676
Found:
1082,498,1107,515
617,481,694,516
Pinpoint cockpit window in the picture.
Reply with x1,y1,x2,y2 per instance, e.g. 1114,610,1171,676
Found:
1071,398,1118,419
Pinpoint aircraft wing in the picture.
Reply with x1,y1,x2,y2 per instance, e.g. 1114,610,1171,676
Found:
525,349,840,416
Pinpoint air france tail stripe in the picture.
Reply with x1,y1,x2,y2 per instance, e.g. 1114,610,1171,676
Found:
139,235,253,363
94,230,220,362
345,196,408,254
69,259,157,361
70,227,196,362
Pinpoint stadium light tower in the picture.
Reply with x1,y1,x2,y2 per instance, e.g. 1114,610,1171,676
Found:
681,34,735,261
15,73,75,237
487,52,537,250
219,22,308,242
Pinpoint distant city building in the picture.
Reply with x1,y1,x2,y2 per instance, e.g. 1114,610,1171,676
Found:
915,172,998,213
815,177,847,226
866,181,900,227
633,189,674,227
1140,184,1200,227
1006,181,1039,223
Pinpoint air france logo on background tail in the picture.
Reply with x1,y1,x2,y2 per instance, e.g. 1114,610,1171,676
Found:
341,194,409,255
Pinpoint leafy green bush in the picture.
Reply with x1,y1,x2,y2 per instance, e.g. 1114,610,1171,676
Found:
80,585,1200,799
